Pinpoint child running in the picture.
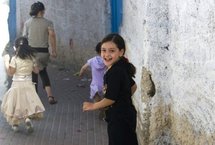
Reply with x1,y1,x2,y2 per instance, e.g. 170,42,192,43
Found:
83,33,138,145
79,42,106,119
1,37,45,133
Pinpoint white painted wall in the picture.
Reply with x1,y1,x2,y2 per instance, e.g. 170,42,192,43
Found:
0,0,10,100
169,0,215,144
121,0,215,144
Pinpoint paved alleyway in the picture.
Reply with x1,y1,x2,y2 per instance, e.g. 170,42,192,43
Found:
0,63,108,145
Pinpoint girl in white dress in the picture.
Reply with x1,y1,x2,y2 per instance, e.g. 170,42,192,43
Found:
1,37,45,133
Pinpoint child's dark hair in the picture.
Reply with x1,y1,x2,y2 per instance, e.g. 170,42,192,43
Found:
29,1,45,16
15,37,35,59
95,42,101,54
101,33,136,77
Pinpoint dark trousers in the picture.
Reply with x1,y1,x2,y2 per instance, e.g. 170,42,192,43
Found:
32,67,51,92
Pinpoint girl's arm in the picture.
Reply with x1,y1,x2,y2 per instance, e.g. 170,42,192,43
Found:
33,66,40,74
4,54,15,76
32,58,39,74
48,28,57,58
7,66,16,76
79,63,88,77
83,98,115,111
131,83,137,96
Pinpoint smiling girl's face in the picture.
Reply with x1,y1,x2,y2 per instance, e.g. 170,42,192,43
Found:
101,41,124,68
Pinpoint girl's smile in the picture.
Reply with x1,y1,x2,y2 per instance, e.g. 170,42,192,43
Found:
101,41,124,68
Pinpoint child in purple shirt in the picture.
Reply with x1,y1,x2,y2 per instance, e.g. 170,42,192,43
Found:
79,42,106,119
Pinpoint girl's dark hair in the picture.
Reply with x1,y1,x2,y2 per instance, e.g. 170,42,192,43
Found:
101,33,136,77
121,56,136,78
29,1,45,16
95,42,101,54
15,37,35,59
101,33,125,53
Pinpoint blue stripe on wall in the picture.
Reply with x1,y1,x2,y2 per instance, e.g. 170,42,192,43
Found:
8,0,16,42
111,0,122,33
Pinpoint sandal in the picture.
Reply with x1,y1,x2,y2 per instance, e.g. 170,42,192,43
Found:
25,118,34,133
48,96,57,104
12,125,19,132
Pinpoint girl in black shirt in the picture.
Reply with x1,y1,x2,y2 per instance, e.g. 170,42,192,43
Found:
83,33,138,145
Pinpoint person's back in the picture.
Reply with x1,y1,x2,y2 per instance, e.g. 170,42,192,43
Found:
79,42,106,99
11,57,34,76
87,55,106,99
22,1,57,104
1,37,45,133
79,42,106,120
23,17,52,47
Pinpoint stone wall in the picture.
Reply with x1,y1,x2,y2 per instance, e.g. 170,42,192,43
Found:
121,0,215,144
16,0,110,69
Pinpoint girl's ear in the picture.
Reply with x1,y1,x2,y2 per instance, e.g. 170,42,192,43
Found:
119,49,125,57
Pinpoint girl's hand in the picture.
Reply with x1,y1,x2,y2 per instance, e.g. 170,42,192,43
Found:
33,66,40,74
83,102,94,111
50,50,57,58
3,54,10,62
73,71,80,76
3,54,10,69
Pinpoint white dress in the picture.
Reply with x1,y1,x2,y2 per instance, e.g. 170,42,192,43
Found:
1,56,45,125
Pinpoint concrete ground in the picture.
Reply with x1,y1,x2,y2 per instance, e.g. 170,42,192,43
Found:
0,63,108,145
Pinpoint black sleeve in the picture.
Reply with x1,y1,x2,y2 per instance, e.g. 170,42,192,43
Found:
104,68,121,101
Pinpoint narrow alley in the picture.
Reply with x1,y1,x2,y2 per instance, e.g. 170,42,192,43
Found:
0,63,108,145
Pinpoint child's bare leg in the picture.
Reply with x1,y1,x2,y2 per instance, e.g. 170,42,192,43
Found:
93,93,105,120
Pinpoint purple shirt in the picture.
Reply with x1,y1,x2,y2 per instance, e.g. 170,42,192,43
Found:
87,56,106,99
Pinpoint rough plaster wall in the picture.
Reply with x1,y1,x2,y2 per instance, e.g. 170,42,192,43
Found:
121,0,171,144
16,0,110,69
121,0,215,145
169,0,215,144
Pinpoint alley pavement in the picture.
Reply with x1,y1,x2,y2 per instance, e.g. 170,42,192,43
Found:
0,63,108,145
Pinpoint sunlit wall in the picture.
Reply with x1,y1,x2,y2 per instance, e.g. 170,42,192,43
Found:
0,0,9,100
